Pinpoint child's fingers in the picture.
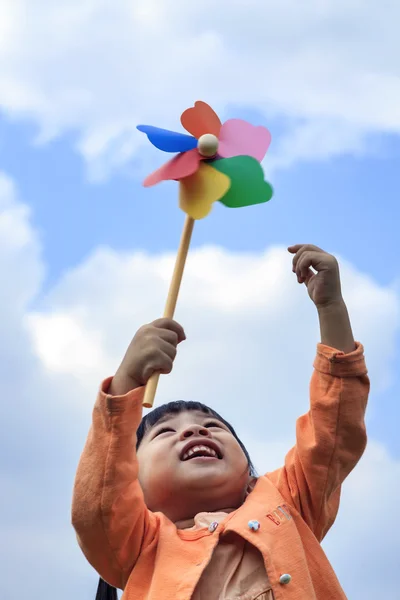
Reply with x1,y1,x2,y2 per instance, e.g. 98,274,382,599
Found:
297,267,314,284
289,244,323,271
304,268,315,285
142,350,174,381
296,254,313,278
158,360,174,375
288,243,321,255
288,244,303,254
151,318,186,343
158,338,178,361
296,252,320,281
291,245,312,273
289,243,323,254
154,328,180,347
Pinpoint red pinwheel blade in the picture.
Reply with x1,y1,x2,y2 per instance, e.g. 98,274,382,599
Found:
181,101,221,139
143,149,201,187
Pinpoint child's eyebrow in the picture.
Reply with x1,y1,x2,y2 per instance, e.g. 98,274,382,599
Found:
152,411,213,430
153,414,174,427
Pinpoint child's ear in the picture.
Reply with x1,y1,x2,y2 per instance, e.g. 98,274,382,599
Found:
245,475,257,495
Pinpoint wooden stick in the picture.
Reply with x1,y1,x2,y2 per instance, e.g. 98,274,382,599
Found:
142,215,195,408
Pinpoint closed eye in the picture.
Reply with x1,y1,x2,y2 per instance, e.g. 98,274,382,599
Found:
153,427,175,437
204,421,223,429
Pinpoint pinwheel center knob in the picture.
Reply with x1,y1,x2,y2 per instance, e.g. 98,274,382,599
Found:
197,133,219,158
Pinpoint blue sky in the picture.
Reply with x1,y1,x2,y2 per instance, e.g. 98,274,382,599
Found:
2,113,399,287
1,2,399,599
2,111,399,458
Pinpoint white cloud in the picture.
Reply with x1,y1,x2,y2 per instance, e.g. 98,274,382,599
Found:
323,440,400,598
0,0,399,178
28,244,399,420
1,172,400,598
0,172,44,312
26,313,109,377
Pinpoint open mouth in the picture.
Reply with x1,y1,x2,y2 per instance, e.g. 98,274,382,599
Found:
181,443,223,461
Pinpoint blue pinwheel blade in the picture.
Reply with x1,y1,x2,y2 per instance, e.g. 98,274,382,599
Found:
137,125,198,153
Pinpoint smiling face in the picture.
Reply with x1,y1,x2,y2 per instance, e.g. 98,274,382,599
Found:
136,409,251,522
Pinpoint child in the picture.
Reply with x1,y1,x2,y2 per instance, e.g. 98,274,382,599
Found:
72,244,369,599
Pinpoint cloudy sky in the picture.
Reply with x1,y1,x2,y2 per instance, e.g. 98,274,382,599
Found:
1,1,399,598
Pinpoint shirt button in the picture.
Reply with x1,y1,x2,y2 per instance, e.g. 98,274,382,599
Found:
279,574,292,585
208,521,218,532
248,519,261,531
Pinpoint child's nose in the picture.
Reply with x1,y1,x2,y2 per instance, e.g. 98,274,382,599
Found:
180,425,211,440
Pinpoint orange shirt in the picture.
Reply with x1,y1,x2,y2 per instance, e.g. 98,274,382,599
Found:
181,509,274,599
72,343,369,599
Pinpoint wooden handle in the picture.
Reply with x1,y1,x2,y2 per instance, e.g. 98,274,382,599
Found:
142,215,195,408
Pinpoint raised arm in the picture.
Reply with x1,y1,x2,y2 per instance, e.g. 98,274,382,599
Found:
71,381,156,589
71,318,185,588
268,341,368,540
267,245,369,539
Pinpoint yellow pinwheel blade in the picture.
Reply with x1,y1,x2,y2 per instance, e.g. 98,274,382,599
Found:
179,163,231,219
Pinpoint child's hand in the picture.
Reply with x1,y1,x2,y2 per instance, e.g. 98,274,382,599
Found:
288,244,343,309
109,319,186,395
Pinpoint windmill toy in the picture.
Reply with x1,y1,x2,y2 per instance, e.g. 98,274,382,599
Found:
137,101,274,407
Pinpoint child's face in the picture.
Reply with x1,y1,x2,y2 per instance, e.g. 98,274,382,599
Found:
137,409,250,521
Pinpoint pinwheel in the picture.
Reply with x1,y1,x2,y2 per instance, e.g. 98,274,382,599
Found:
137,101,274,407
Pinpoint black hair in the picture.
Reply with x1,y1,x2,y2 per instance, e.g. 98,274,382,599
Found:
96,579,117,600
96,400,256,599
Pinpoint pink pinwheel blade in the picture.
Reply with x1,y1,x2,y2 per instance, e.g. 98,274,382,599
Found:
144,148,201,187
218,119,271,162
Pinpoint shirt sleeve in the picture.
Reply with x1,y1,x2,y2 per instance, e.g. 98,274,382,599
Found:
71,378,159,590
267,342,369,541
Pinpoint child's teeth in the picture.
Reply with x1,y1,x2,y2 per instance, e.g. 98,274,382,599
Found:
183,445,218,460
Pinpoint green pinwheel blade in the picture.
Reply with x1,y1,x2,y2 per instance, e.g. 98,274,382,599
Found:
211,156,273,209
